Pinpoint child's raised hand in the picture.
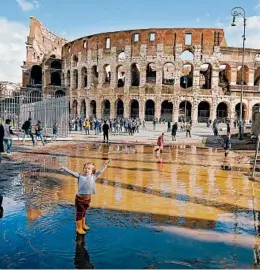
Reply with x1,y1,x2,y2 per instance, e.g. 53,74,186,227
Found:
105,159,110,165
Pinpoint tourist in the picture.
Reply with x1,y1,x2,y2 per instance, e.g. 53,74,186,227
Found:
22,118,35,145
227,123,231,135
0,123,4,163
84,119,90,135
171,122,178,141
167,121,171,132
224,132,232,156
52,123,58,142
102,120,110,143
186,122,191,138
3,119,16,154
34,120,45,146
61,159,110,235
155,132,165,154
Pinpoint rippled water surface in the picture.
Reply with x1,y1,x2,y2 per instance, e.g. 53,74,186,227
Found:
1,144,260,268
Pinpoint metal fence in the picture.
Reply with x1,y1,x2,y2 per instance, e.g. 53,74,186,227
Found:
0,92,69,137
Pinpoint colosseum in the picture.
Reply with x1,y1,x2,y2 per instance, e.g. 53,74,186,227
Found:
22,17,260,123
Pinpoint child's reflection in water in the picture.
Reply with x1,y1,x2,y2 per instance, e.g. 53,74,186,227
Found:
74,235,94,269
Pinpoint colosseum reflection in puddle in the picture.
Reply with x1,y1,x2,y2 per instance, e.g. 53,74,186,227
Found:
22,17,260,122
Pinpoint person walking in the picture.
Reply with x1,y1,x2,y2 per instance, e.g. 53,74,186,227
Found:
84,119,90,135
3,119,16,154
52,123,58,142
0,123,4,163
171,122,178,141
102,120,110,143
34,120,45,146
186,122,191,138
22,118,35,145
155,132,165,154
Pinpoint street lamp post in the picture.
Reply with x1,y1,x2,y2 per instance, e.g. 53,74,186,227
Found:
231,7,246,140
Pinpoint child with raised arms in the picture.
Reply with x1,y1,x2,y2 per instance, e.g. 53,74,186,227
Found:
62,159,110,234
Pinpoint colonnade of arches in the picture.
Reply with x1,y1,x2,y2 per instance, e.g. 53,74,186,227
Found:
63,50,260,90
70,98,259,122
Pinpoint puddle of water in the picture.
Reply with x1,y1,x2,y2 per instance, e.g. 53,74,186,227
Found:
0,144,260,268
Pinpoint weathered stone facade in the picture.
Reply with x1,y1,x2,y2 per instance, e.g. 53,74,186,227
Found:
22,18,260,122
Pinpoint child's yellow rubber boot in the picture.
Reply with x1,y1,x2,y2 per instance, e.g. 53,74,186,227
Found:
82,218,90,231
76,220,86,235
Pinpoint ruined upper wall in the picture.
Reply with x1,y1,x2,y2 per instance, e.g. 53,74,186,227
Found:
26,16,67,63
62,28,226,57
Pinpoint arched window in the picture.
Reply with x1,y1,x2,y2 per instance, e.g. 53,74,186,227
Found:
117,65,125,88
163,63,175,85
131,63,140,86
104,64,111,84
73,69,78,89
30,65,42,85
146,63,156,83
180,64,193,88
81,67,88,88
91,65,98,86
200,63,212,89
236,65,249,85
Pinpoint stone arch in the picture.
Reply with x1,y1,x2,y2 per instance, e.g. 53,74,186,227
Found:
198,101,210,123
51,72,61,86
90,100,96,118
145,99,155,121
131,63,140,86
163,62,175,85
116,65,125,87
180,63,193,88
118,51,126,62
179,101,192,122
102,99,110,119
115,99,124,118
103,64,111,84
73,55,78,67
80,99,86,118
180,50,194,61
55,90,65,98
51,61,61,69
130,99,139,118
235,102,248,120
72,100,78,117
81,67,88,88
66,70,71,87
29,90,42,103
200,63,212,89
161,100,173,121
253,103,260,113
254,67,260,86
91,65,98,86
146,62,156,83
216,102,229,121
236,65,249,85
30,65,42,85
219,64,231,92
73,69,78,89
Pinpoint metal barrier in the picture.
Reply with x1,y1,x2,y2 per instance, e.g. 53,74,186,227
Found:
0,92,69,137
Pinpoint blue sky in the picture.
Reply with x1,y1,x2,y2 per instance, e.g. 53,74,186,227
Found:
1,0,260,82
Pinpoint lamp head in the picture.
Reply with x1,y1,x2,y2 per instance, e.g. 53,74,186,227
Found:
231,16,236,26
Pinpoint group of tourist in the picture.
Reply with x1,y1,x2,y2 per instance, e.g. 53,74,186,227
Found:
0,117,59,161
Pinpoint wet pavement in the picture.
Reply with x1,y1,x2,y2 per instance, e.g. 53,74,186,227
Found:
0,143,260,268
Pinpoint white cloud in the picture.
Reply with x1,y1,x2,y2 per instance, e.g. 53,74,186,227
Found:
0,17,28,83
224,15,260,49
16,0,39,11
255,4,260,10
195,18,200,23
